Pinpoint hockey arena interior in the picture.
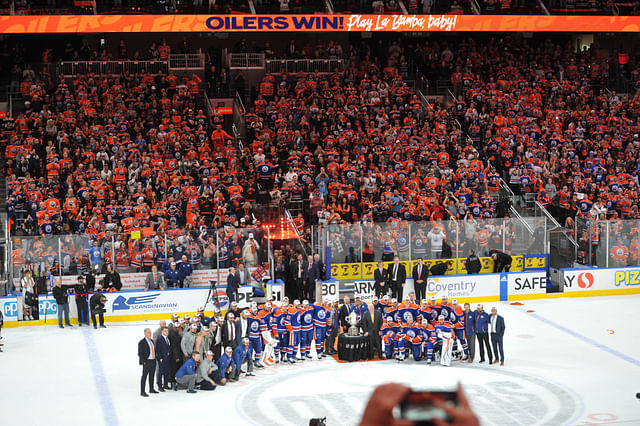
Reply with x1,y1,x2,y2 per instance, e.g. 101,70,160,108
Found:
0,3,639,425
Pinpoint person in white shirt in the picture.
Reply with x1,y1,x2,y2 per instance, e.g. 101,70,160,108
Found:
427,227,446,258
490,307,506,366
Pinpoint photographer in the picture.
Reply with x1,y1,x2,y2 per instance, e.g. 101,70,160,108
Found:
74,276,90,326
103,264,122,292
89,284,107,329
465,250,481,274
52,278,72,328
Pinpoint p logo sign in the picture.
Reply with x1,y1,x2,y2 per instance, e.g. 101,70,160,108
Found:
577,272,594,289
39,299,58,315
3,301,18,317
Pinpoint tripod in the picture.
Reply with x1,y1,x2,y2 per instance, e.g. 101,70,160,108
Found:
204,280,220,313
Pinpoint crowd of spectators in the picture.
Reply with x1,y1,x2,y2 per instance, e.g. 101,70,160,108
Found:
4,35,640,282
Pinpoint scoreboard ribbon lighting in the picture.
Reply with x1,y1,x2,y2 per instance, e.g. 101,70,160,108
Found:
1,14,639,33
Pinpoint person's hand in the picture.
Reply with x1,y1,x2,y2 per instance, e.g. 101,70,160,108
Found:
359,383,413,426
364,332,369,337
433,383,480,426
402,283,405,287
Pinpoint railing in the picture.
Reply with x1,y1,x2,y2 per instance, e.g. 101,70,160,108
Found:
575,217,640,268
168,53,205,70
233,90,246,150
265,59,344,74
315,218,550,280
228,53,265,68
57,60,169,76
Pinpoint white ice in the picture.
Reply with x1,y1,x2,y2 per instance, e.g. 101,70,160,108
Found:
1,295,639,426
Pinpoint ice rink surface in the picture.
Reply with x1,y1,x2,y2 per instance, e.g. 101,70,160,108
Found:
1,295,639,426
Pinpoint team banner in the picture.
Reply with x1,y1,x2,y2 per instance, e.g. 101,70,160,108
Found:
1,14,640,34
331,254,548,281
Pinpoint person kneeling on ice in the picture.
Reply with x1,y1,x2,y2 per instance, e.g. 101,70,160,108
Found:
216,347,237,382
380,316,400,360
420,319,438,364
232,338,254,379
435,315,455,366
174,351,199,393
197,350,223,390
400,317,424,362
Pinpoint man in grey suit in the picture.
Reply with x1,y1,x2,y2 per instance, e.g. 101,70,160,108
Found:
145,265,165,291
234,263,251,287
361,303,383,359
490,307,506,366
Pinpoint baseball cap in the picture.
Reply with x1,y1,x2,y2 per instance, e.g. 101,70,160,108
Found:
372,296,378,301
178,319,185,325
225,347,233,353
190,324,198,330
242,337,250,343
227,313,235,319
206,350,214,356
452,299,458,304
248,233,254,238
230,301,238,307
477,304,483,309
171,314,179,319
430,296,436,301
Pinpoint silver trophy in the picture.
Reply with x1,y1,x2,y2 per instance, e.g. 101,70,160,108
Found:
347,311,360,336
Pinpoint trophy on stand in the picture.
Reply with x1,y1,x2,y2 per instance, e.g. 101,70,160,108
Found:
347,311,360,336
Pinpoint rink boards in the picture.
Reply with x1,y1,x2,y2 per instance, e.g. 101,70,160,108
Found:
3,266,640,327
0,284,281,328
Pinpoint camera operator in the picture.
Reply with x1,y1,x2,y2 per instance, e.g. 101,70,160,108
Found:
85,268,96,292
74,276,90,326
89,284,107,329
103,264,122,292
52,278,72,328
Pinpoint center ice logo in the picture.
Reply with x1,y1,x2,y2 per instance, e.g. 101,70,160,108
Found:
112,293,160,311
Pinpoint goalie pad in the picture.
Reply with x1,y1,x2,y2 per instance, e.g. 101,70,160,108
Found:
440,331,454,367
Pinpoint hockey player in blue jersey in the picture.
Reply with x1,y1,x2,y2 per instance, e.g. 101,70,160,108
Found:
428,296,441,322
397,297,419,323
312,302,331,359
449,299,469,360
299,300,315,359
246,304,266,368
380,316,400,359
400,317,424,361
273,300,289,363
420,319,438,364
285,300,302,362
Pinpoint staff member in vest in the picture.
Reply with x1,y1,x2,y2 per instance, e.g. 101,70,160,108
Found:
490,307,505,366
138,328,159,397
474,304,493,364
387,257,406,301
464,303,476,363
412,258,428,302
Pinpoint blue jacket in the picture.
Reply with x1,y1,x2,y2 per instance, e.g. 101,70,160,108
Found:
164,267,180,286
216,353,234,379
155,335,171,361
176,357,197,378
178,261,193,280
464,310,476,335
475,311,491,334
232,345,249,366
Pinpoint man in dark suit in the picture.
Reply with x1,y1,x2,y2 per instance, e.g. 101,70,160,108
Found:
155,326,171,391
387,257,406,301
361,303,383,358
222,313,240,350
490,307,506,366
314,253,325,281
138,328,158,397
226,266,238,302
373,261,388,299
303,255,319,302
338,296,355,331
412,258,428,302
289,253,304,301
325,301,339,355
